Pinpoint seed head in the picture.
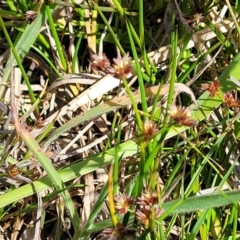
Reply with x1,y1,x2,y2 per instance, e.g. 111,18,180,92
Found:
168,105,196,127
101,228,119,240
141,120,158,141
224,92,240,108
135,209,150,227
114,194,134,214
7,164,22,179
107,53,132,79
201,80,220,97
90,53,111,72
24,10,37,24
101,223,135,240
136,190,158,207
135,206,164,228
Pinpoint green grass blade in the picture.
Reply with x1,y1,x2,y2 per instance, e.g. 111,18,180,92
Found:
84,190,240,234
162,190,240,215
16,125,82,237
45,4,67,71
43,51,240,150
0,5,48,98
0,140,137,209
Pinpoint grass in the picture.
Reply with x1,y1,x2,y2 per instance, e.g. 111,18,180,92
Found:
0,0,240,239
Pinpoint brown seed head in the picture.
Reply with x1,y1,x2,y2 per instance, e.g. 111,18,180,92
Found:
168,105,196,127
7,164,22,179
136,190,158,207
101,223,135,240
114,193,134,214
107,53,132,79
135,209,150,228
24,10,37,24
224,92,240,108
90,53,111,72
141,120,158,141
201,80,220,97
135,205,164,228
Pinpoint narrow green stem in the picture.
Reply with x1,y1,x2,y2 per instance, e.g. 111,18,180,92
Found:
138,0,152,78
113,133,121,194
111,0,124,16
122,79,142,130
138,0,144,47
45,4,67,71
225,0,240,36
164,16,177,126
0,15,39,116
94,4,125,54
108,163,118,227
126,20,148,119
232,203,237,240
122,78,145,196
72,34,82,73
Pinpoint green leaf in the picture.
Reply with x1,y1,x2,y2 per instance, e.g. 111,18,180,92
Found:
162,190,240,215
0,140,137,208
237,0,240,13
0,4,52,98
83,190,240,234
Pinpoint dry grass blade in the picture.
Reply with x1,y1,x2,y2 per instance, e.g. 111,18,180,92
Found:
31,74,121,138
47,74,99,92
81,173,95,230
1,2,239,239
230,75,240,87
8,56,82,238
0,100,12,131
103,82,199,109
41,82,201,154
8,166,43,240
10,67,42,240
148,19,234,66
30,17,229,139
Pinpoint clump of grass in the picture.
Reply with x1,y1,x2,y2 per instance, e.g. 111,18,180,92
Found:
0,0,240,239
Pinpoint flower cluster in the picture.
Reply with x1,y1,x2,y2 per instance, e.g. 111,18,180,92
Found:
90,53,132,80
135,206,164,228
201,80,220,97
224,92,240,108
201,80,240,108
101,190,164,239
168,105,196,127
114,193,134,214
90,53,111,72
101,223,135,240
135,190,164,228
7,164,22,179
141,120,159,141
24,10,37,24
136,190,158,206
